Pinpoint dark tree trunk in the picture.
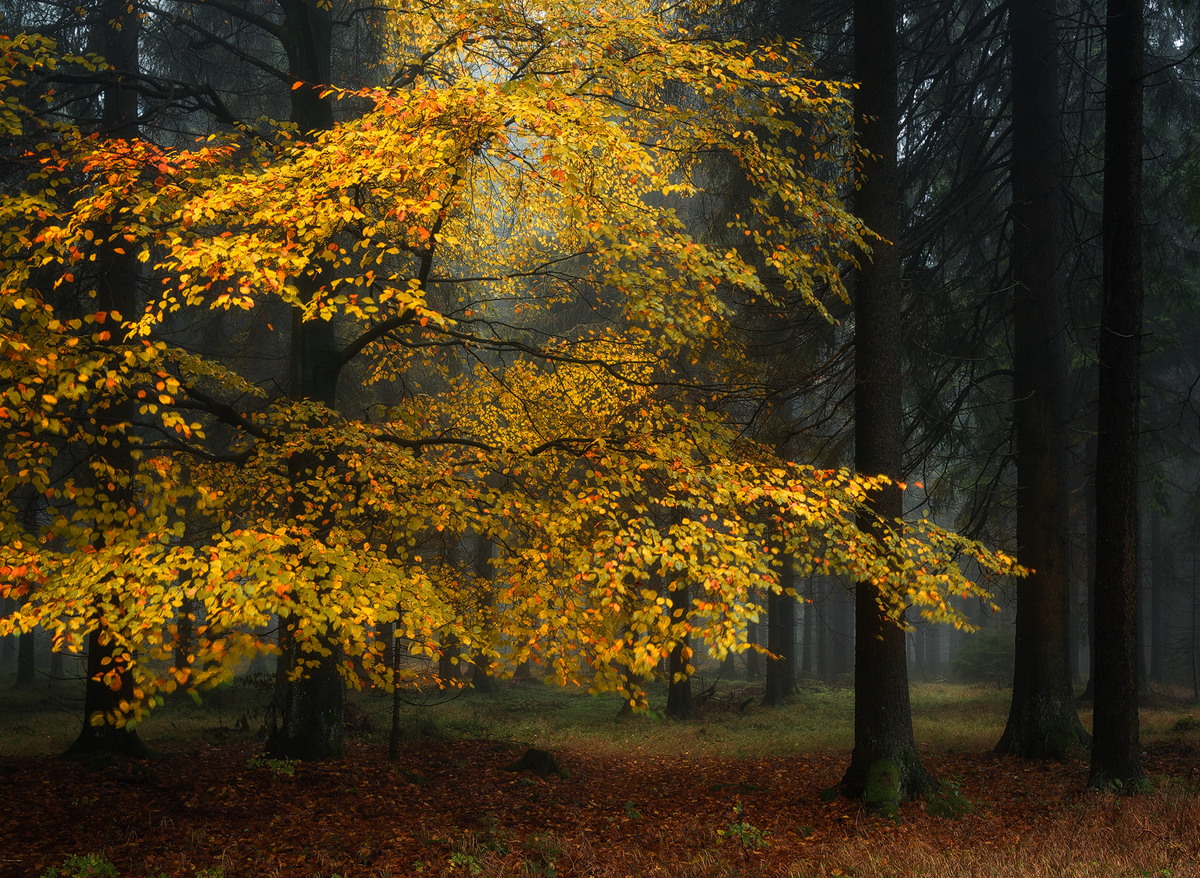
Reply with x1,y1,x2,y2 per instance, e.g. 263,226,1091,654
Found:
280,0,335,135
844,586,929,808
1090,0,1146,792
68,0,146,759
439,636,462,685
1191,576,1199,703
800,577,814,678
827,586,854,681
389,612,404,761
665,640,693,719
1,599,13,671
470,536,498,694
266,0,347,762
66,630,147,758
1080,439,1098,703
842,0,932,810
996,0,1089,759
267,621,344,761
665,584,693,719
763,561,796,706
472,662,498,694
745,614,761,680
380,621,395,678
815,591,828,680
13,594,35,688
16,627,35,689
173,599,195,687
1148,504,1166,686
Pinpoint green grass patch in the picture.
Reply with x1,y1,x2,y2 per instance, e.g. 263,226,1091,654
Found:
4,671,1198,761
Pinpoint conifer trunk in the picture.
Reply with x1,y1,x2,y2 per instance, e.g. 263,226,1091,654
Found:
1090,0,1146,792
842,0,932,809
266,0,347,762
997,0,1089,759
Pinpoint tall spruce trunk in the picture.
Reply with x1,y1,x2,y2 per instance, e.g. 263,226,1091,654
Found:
996,0,1090,759
1090,0,1146,792
67,0,147,759
841,0,932,810
266,0,347,762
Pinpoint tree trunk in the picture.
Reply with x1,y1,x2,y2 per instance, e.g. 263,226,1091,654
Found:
1148,503,1166,686
745,613,761,680
267,621,344,761
665,582,693,719
1,599,13,671
763,560,796,706
68,0,147,759
66,630,147,758
996,0,1089,759
438,635,462,685
1079,439,1099,703
1090,0,1146,792
828,586,854,681
800,577,815,678
470,536,498,694
172,599,195,692
266,0,347,762
665,640,693,719
926,624,940,679
1191,571,1199,703
842,0,932,810
15,627,35,689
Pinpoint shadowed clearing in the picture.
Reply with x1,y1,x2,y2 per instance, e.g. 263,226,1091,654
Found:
1,679,1197,877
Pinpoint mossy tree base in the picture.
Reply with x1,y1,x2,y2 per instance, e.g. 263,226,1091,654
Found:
996,695,1090,760
843,747,932,817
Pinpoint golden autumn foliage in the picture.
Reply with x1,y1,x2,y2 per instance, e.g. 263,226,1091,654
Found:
0,3,1022,724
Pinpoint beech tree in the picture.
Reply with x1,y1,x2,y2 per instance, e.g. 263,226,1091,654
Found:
0,0,1022,759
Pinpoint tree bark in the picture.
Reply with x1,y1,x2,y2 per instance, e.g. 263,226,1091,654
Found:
67,0,147,759
665,580,693,719
996,0,1089,759
15,627,35,689
1148,503,1166,686
842,0,932,810
1090,0,1146,792
470,535,498,694
1,599,13,671
763,560,797,706
67,630,148,758
745,613,761,680
800,577,814,678
267,620,345,761
266,0,347,761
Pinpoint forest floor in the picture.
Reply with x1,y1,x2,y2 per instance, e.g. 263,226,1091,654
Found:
2,678,1199,878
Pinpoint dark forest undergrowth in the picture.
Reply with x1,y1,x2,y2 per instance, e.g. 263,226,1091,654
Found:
2,677,1199,878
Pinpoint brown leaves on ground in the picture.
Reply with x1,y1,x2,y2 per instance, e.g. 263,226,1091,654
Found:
2,738,1197,878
